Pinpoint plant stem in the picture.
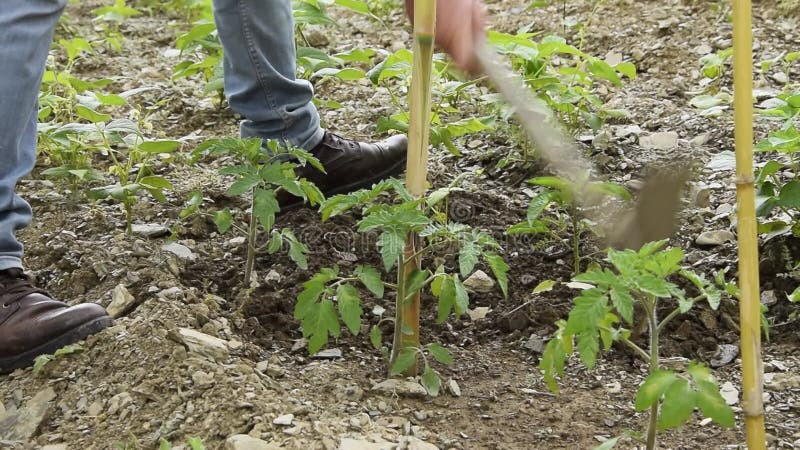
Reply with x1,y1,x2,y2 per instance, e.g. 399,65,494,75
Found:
244,194,258,286
389,254,408,375
645,297,660,450
571,210,581,275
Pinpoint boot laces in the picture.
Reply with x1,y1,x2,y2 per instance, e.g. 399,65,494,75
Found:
325,132,361,152
0,269,49,308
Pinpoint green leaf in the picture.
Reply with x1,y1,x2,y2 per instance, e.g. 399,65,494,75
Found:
588,59,622,86
421,365,441,396
695,380,735,427
459,242,481,278
159,438,173,450
687,361,713,383
96,93,127,106
253,189,279,231
453,277,469,316
437,276,456,323
139,140,180,153
428,343,454,365
576,330,599,369
227,176,261,196
303,299,340,354
615,62,637,79
635,274,673,298
778,180,800,208
295,280,326,320
336,284,362,335
526,191,554,222
564,289,608,335
370,325,382,349
378,229,405,271
284,230,309,270
533,279,556,294
75,105,110,123
485,253,509,298
187,437,206,450
213,208,233,234
539,337,567,393
610,288,634,324
659,378,696,429
355,265,384,299
390,348,417,375
404,269,430,301
634,370,677,411
139,175,173,191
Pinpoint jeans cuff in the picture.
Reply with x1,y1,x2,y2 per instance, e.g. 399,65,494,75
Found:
0,256,24,272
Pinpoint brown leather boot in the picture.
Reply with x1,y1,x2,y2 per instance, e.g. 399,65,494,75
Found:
0,268,112,374
279,132,407,211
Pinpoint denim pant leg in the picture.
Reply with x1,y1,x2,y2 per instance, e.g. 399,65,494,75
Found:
0,0,66,271
212,0,324,151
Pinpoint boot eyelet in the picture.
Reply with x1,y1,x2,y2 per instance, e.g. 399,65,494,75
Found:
1,303,8,308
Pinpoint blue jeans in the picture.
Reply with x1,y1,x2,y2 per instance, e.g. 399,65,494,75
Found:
0,0,323,270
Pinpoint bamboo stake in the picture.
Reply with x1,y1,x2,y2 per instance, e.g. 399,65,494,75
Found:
389,0,436,376
732,0,766,447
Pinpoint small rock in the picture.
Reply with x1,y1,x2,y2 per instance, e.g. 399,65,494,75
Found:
604,51,623,66
41,445,68,450
229,236,246,246
605,381,622,394
131,223,169,238
765,373,800,391
107,284,138,318
720,381,739,405
640,131,679,150
312,348,343,359
413,410,429,421
87,401,103,416
691,133,711,146
625,179,644,191
761,290,777,306
693,44,713,55
405,437,439,450
524,334,545,353
107,392,133,416
225,434,281,450
447,379,462,397
256,360,269,373
690,183,711,208
772,71,788,85
273,414,294,426
615,124,642,137
467,307,490,321
592,131,611,150
372,379,428,398
264,270,282,284
463,270,495,293
695,230,736,246
710,344,739,367
376,415,409,429
304,28,329,48
0,387,56,441
178,328,230,362
162,242,197,262
339,438,394,450
192,370,215,387
132,239,149,257
715,203,733,216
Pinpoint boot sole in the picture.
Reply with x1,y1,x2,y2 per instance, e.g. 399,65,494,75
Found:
0,315,113,375
280,156,407,213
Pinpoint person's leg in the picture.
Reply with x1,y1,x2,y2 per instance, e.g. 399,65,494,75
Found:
211,0,324,150
210,0,408,212
0,0,67,271
0,0,112,375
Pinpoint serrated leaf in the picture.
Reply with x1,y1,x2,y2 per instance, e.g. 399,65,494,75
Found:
533,279,556,294
213,208,233,234
634,370,677,411
284,230,309,270
564,289,608,335
421,365,441,396
696,380,735,427
428,343,454,365
576,330,599,369
227,176,260,196
355,265,384,298
378,229,405,271
458,242,481,278
659,378,696,429
304,299,340,354
370,325,382,349
527,191,554,222
390,348,417,375
253,189,278,231
687,361,713,383
539,337,567,394
453,277,469,316
485,253,509,298
610,288,634,324
336,284,361,335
